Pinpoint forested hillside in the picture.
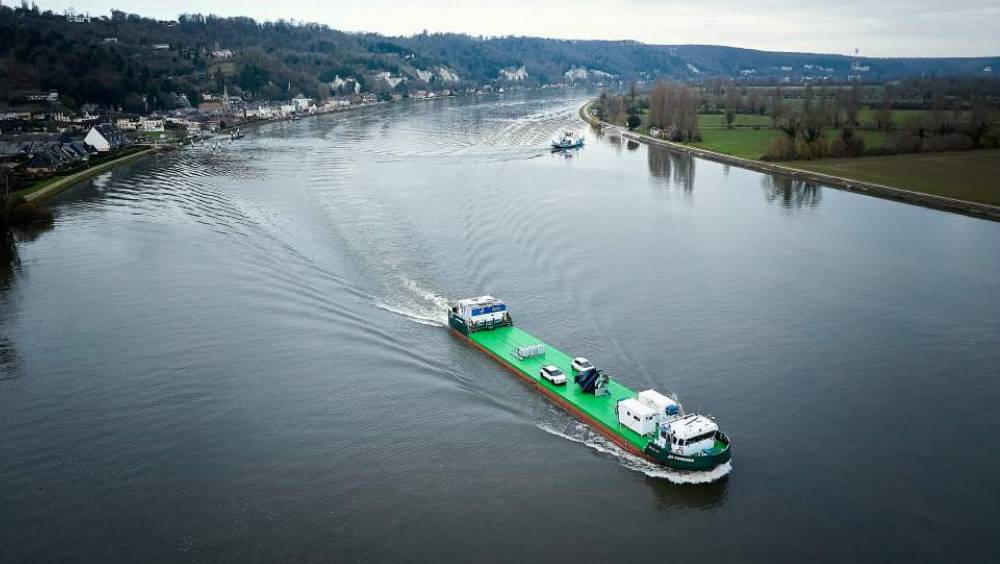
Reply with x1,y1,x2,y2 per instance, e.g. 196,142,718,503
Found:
1,4,997,112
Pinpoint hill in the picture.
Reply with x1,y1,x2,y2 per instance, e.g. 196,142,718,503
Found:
1,4,997,111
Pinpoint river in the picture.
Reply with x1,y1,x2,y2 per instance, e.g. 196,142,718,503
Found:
2,91,999,563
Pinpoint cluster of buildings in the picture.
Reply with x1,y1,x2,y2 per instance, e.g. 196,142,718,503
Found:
0,76,519,191
7,138,95,174
0,86,394,189
0,122,130,185
189,89,381,130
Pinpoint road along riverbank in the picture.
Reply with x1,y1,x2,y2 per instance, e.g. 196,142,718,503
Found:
580,101,1000,221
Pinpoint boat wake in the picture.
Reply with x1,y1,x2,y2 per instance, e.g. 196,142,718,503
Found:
372,277,450,327
537,423,732,484
373,300,446,327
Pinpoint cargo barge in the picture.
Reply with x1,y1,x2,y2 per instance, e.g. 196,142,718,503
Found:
449,296,731,473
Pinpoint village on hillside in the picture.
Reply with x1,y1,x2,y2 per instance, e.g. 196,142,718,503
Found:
0,83,480,197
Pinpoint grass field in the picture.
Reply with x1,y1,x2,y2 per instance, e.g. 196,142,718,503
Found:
696,111,939,132
692,128,892,160
693,128,782,160
622,106,997,207
697,113,772,129
784,150,1000,205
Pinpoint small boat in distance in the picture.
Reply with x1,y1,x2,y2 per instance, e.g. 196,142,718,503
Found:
230,128,245,141
551,131,584,150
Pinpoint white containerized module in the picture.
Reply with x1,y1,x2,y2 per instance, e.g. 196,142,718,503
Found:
617,398,657,436
637,389,680,421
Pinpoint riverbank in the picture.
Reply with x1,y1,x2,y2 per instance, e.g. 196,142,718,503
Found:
581,101,1000,221
14,146,163,203
225,90,484,135
17,93,492,203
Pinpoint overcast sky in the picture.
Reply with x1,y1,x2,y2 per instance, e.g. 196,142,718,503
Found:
32,0,1000,57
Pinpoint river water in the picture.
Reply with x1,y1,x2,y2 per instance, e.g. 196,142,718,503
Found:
2,91,999,563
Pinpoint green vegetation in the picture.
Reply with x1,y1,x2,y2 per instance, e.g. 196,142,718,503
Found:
691,128,891,160
693,129,781,159
11,174,64,200
597,79,1000,208
697,113,771,129
11,147,148,200
4,4,998,111
4,196,53,227
785,150,1000,205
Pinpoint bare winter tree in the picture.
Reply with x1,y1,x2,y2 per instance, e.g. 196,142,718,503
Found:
877,85,894,132
769,87,784,128
724,87,738,129
647,81,700,141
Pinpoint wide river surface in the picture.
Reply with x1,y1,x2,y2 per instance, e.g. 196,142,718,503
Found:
2,91,999,563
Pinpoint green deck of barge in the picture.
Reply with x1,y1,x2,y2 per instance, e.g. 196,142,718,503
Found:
469,325,653,450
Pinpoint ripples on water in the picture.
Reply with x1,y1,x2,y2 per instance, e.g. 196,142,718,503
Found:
3,90,999,563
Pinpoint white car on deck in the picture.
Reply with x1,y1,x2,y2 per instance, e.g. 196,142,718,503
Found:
571,357,594,373
539,365,567,385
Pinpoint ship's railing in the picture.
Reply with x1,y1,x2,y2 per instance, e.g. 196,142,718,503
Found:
467,316,513,333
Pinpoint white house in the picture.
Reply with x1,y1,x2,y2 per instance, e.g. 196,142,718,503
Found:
291,96,313,113
141,119,165,132
27,91,60,103
246,105,275,119
84,124,125,153
499,66,529,81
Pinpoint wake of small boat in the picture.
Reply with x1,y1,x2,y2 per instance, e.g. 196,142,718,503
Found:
537,422,732,484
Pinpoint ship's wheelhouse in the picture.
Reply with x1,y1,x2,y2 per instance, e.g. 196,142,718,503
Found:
661,414,719,456
450,295,511,333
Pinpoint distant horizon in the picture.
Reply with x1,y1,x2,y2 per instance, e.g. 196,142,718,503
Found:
24,0,1000,59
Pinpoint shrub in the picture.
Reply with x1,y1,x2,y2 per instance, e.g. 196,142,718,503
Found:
5,197,54,227
863,147,899,157
840,128,865,157
794,138,828,160
980,127,1000,149
828,137,848,158
921,133,974,152
626,114,641,130
892,132,922,153
767,135,796,160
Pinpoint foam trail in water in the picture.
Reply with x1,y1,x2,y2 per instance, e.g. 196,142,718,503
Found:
373,301,446,327
538,423,732,484
372,276,450,326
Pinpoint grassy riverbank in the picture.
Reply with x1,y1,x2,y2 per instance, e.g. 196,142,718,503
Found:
783,150,1000,206
13,147,159,202
692,128,892,160
586,101,999,219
